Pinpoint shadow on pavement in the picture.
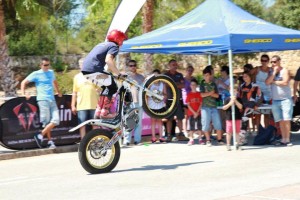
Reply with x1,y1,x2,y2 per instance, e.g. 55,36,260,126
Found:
112,161,213,173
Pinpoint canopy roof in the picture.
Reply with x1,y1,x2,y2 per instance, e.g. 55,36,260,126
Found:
121,0,300,55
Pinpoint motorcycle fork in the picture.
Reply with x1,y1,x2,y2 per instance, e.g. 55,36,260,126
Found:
106,129,123,149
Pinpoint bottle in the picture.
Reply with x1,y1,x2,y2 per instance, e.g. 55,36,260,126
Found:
255,95,260,103
221,93,226,106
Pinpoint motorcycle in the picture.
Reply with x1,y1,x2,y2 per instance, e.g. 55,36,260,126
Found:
69,72,179,174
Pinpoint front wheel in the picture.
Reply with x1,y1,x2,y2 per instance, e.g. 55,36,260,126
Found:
142,75,179,119
78,129,120,174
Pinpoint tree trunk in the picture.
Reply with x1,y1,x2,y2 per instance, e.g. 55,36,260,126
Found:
142,0,154,76
0,2,18,97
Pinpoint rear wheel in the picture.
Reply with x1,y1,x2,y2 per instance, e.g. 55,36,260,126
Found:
142,75,179,119
78,129,120,174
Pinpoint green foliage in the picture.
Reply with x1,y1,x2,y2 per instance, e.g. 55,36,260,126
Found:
8,27,55,56
233,0,265,18
269,0,300,30
55,70,79,94
49,56,69,72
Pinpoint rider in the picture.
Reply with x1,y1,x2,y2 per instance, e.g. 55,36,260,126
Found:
81,29,127,119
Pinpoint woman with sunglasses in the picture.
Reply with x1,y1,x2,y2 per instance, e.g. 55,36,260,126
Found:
252,54,272,129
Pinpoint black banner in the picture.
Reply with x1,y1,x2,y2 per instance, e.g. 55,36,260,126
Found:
0,95,80,150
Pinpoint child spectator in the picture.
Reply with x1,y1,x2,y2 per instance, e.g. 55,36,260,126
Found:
222,88,243,151
238,72,262,133
186,79,203,145
199,67,223,146
148,69,166,143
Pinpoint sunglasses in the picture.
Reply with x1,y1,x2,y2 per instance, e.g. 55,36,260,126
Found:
270,61,277,64
129,64,136,67
42,64,50,67
261,59,269,62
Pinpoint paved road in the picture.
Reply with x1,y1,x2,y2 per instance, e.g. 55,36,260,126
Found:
0,138,300,200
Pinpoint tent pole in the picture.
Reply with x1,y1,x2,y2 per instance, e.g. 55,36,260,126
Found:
208,54,212,65
228,50,237,149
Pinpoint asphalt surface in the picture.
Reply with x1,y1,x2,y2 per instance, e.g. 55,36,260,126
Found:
1,133,300,200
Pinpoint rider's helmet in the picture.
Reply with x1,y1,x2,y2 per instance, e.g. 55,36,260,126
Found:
107,29,127,46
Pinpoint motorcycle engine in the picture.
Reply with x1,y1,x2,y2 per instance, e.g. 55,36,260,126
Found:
123,108,139,132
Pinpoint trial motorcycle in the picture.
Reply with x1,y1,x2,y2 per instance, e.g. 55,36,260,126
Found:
69,72,178,174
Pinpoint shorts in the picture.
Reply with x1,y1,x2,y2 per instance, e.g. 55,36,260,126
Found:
226,120,241,134
201,107,222,132
167,99,184,120
271,98,293,122
187,116,202,131
77,109,95,124
82,71,118,98
37,100,60,127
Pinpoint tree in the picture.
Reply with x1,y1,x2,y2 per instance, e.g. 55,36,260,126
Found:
268,0,300,30
0,0,40,97
142,0,155,75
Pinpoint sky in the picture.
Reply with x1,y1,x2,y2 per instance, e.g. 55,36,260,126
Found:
264,0,275,7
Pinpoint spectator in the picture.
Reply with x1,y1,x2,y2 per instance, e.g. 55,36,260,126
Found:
238,64,254,86
164,59,186,142
123,60,145,146
293,67,300,103
183,65,196,104
216,65,230,131
182,65,196,137
204,65,216,82
266,55,293,146
149,69,166,143
21,57,61,149
222,87,243,151
186,79,203,145
216,65,230,95
238,72,262,137
71,58,99,139
252,54,272,128
199,67,223,146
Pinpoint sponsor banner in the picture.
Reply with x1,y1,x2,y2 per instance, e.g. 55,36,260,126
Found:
141,112,160,136
0,95,80,150
0,95,159,149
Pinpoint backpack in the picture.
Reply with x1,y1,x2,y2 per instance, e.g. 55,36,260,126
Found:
253,125,276,145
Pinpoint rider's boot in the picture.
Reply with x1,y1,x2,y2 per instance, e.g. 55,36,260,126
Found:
99,96,117,119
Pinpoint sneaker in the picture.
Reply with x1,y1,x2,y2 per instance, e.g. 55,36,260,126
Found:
217,140,225,145
159,137,166,143
171,137,178,142
187,140,194,146
121,143,130,148
206,140,212,147
226,145,231,151
34,133,43,148
178,132,185,137
286,142,293,147
47,141,56,149
198,139,205,145
134,141,143,146
166,136,172,143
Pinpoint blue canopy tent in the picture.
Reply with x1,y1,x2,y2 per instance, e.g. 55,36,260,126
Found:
120,0,300,147
121,0,300,55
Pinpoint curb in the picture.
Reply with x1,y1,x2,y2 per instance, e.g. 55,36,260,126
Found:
0,135,191,161
0,144,79,161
